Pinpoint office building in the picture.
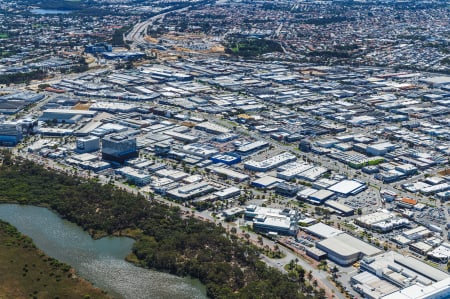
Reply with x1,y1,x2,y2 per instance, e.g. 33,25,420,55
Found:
116,166,151,186
154,143,171,156
76,136,100,153
275,182,300,197
245,205,298,236
102,134,138,164
214,186,241,200
0,122,22,146
253,214,298,236
84,43,113,54
166,182,215,200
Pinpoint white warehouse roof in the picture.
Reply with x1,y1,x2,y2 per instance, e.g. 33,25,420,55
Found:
328,179,365,195
304,222,343,239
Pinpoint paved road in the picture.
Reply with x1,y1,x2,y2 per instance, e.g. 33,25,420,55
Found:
261,241,344,299
125,6,191,50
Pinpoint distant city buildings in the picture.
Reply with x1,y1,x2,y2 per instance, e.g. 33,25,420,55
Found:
0,2,449,297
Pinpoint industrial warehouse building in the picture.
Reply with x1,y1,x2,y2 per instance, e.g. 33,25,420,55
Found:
182,143,218,158
116,166,151,186
361,251,450,284
213,133,238,143
306,247,327,261
40,109,97,124
366,142,396,156
210,153,241,165
303,223,343,239
102,51,145,60
195,121,230,135
351,271,400,298
0,92,45,115
214,186,241,200
297,166,328,181
277,162,313,181
251,176,283,189
306,189,335,205
324,200,354,216
237,140,269,155
316,233,382,266
354,251,450,299
210,166,249,182
244,152,296,172
327,179,367,197
301,222,381,266
381,277,450,299
356,210,410,232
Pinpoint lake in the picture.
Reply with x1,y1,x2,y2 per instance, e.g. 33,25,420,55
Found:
30,9,74,15
0,204,207,299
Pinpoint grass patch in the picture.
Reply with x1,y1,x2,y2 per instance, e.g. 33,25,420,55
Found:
125,252,141,265
424,260,439,268
225,37,283,57
239,225,253,232
264,249,286,259
341,222,356,231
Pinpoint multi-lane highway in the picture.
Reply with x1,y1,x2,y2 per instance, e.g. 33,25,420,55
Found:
125,6,191,50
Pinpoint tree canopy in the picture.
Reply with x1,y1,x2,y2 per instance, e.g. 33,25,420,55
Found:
0,152,323,298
